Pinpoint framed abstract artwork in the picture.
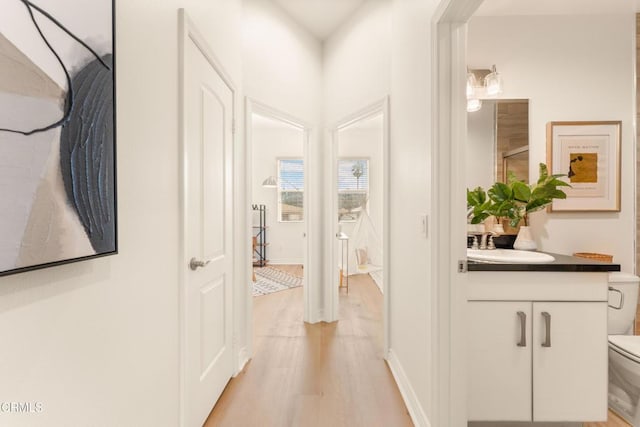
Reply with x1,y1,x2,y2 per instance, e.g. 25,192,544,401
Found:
0,0,116,276
547,121,621,212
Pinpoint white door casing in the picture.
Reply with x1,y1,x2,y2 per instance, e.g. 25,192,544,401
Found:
432,1,484,425
179,10,235,427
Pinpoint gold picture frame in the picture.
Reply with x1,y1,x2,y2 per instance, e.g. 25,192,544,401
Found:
546,121,621,212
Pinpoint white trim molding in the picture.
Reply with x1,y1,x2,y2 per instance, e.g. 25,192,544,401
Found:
387,349,431,427
431,1,483,426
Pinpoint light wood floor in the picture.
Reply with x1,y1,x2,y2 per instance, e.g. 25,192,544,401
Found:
212,265,631,427
204,273,412,427
267,264,304,278
583,410,630,427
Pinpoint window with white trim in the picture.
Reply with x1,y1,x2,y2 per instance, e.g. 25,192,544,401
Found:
278,158,304,222
338,159,369,222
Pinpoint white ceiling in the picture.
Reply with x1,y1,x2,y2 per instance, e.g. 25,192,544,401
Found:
475,0,635,16
272,0,366,40
272,0,637,40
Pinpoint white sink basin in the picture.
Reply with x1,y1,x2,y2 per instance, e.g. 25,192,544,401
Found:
467,248,555,263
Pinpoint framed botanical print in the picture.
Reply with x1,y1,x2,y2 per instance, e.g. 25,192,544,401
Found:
547,121,621,212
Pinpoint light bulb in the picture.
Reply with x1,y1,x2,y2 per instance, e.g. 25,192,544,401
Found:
484,70,502,96
467,98,482,112
466,73,477,99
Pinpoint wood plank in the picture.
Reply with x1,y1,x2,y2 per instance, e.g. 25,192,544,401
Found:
204,274,412,427
583,410,631,427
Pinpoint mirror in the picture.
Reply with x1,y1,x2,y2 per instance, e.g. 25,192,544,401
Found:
467,99,529,238
466,99,529,190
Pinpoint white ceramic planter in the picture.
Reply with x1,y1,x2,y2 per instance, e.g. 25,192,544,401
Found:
513,225,537,251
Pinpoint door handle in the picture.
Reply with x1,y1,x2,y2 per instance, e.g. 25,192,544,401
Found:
516,311,526,347
189,257,211,271
541,311,551,348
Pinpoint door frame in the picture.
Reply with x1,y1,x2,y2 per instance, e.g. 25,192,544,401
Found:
177,9,239,426
327,97,390,356
431,1,483,425
244,98,314,354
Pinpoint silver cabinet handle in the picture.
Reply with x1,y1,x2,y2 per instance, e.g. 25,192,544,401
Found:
541,311,551,348
189,257,211,271
517,311,526,347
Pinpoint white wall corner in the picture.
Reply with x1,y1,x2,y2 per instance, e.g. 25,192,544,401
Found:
387,349,431,427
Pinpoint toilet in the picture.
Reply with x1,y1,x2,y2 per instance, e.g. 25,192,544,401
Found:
608,272,640,425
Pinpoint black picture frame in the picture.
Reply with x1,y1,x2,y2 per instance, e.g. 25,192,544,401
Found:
0,0,117,277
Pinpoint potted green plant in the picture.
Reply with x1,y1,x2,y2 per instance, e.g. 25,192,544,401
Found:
488,163,569,250
467,163,570,250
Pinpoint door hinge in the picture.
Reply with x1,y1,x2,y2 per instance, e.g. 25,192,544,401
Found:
458,259,468,273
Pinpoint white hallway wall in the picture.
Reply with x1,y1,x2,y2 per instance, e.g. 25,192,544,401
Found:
389,0,440,423
243,0,324,316
0,1,244,426
252,123,305,264
324,0,391,125
468,13,636,272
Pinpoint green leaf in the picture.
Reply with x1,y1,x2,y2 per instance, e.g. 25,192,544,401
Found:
511,181,531,202
488,182,512,202
470,213,490,224
537,163,549,184
506,170,523,185
549,189,567,199
526,198,551,213
467,187,486,208
550,178,571,188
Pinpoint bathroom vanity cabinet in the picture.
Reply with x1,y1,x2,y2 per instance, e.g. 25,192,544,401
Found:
467,259,618,423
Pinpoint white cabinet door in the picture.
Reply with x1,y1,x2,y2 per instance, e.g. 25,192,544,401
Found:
533,302,608,422
468,301,532,421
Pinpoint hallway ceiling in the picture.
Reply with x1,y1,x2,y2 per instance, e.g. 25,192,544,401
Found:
273,0,366,40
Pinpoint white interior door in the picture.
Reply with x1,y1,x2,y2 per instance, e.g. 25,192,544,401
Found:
183,27,234,427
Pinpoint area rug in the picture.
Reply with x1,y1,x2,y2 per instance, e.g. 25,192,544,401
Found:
253,266,303,296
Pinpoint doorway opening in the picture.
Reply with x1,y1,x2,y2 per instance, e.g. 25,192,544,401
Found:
328,98,390,354
245,100,312,355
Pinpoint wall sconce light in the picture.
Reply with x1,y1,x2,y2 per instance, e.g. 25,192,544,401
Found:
484,65,503,97
466,64,503,112
262,175,277,188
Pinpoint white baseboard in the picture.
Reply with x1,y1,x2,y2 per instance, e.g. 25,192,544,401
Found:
387,349,431,427
235,346,249,376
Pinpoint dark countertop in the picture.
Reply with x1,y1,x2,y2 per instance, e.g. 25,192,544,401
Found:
468,252,621,272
